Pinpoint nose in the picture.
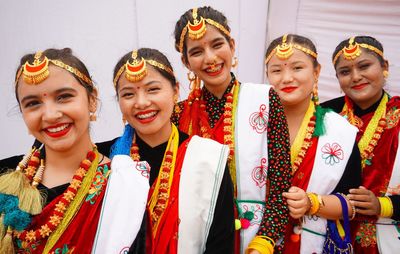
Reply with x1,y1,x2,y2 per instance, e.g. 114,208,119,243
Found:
204,48,217,65
134,92,151,109
351,68,362,83
282,69,294,84
42,104,62,122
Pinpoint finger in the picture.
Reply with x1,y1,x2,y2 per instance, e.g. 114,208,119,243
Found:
349,188,369,195
356,207,376,216
348,194,370,202
352,200,373,209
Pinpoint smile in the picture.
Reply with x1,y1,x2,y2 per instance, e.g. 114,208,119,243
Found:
135,110,158,123
352,83,368,90
44,123,71,138
281,86,298,93
205,63,223,76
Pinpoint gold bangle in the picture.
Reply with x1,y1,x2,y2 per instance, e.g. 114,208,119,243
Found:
246,236,274,254
378,196,394,218
307,192,320,215
338,193,356,220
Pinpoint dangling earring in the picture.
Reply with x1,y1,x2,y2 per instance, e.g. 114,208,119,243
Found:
187,71,196,82
89,112,97,121
174,94,181,113
383,70,389,79
187,71,201,105
312,84,319,106
122,116,127,125
232,56,238,68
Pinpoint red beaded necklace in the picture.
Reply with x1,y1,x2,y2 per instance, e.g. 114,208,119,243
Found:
17,150,97,243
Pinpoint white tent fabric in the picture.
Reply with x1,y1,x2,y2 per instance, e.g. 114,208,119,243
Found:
1,0,399,157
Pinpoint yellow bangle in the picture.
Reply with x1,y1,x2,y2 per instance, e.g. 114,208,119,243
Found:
307,192,320,215
246,236,275,254
378,196,394,218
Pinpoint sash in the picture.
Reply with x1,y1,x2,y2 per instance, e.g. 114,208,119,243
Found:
235,83,270,252
178,135,229,253
301,112,358,254
92,155,149,254
376,132,400,254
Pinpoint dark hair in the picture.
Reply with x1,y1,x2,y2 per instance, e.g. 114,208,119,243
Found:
174,6,231,62
113,48,176,95
265,34,319,69
15,48,95,103
332,35,385,68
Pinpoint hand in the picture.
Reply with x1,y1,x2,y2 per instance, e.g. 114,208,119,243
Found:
283,186,310,219
348,186,380,216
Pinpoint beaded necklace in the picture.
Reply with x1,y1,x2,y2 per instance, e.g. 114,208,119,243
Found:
290,101,316,175
130,124,179,237
199,80,239,191
341,93,388,168
17,149,97,245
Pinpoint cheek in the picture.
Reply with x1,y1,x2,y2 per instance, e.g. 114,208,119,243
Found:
118,100,132,116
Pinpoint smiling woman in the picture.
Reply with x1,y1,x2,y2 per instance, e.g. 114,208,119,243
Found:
0,48,147,254
111,48,234,254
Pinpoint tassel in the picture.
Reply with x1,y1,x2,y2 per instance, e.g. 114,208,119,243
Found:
18,159,45,215
313,105,331,137
0,227,15,254
0,214,5,239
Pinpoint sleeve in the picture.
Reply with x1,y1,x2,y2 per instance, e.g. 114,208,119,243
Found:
332,142,362,194
205,164,235,254
389,195,400,221
255,88,292,247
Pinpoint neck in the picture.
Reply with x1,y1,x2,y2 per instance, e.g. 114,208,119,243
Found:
204,77,232,99
283,100,311,145
354,89,384,110
137,122,172,148
42,134,94,188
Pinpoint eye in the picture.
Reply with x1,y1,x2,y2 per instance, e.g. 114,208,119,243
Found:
121,92,135,99
57,93,74,102
23,100,40,109
148,87,161,93
359,63,370,70
189,49,202,57
270,69,281,74
213,42,224,49
338,69,350,76
293,66,303,71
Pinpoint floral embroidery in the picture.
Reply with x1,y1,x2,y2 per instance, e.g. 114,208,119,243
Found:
356,222,377,247
51,244,75,254
249,104,269,134
385,107,400,129
321,143,344,165
136,161,150,179
86,164,110,204
251,158,268,188
237,201,265,226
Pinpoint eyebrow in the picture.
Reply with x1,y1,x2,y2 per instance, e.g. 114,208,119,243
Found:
20,87,77,105
118,80,161,93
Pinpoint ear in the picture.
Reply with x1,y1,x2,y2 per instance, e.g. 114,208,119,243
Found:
229,38,236,55
89,88,98,113
383,59,389,72
174,82,180,98
181,54,191,70
314,63,321,81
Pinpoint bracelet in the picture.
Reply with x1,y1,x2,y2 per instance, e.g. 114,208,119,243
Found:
338,193,356,220
378,196,394,218
306,192,320,215
246,235,275,254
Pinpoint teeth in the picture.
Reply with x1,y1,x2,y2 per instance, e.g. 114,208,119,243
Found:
47,124,69,133
137,111,157,119
206,64,222,73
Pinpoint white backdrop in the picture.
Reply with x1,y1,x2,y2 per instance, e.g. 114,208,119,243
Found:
1,0,399,158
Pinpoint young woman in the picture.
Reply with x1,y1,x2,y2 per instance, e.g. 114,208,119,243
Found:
265,34,362,253
322,35,400,254
111,48,234,254
172,7,292,254
0,48,147,253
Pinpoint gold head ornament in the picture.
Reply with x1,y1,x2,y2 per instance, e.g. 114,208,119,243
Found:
16,51,93,86
333,36,384,65
113,50,174,87
178,7,231,53
265,34,318,64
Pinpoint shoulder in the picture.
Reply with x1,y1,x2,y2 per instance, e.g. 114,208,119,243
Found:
0,155,22,174
96,138,119,157
320,96,345,113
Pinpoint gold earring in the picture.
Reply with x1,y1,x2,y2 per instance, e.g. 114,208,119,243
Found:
383,70,389,78
312,85,319,105
122,116,127,125
187,71,196,81
89,112,97,121
232,56,238,68
174,95,181,113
